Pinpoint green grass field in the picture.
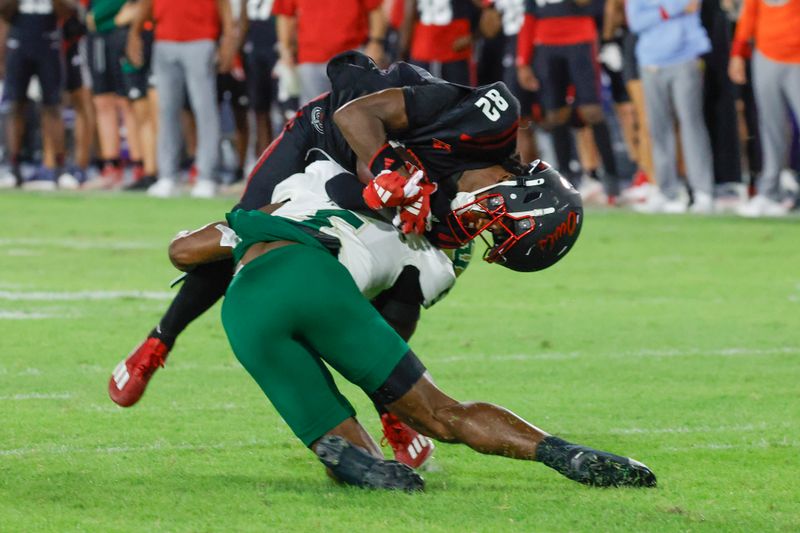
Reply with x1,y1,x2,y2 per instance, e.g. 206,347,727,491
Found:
1,191,798,532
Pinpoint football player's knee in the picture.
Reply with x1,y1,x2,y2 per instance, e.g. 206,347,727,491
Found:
544,108,571,129
579,105,604,125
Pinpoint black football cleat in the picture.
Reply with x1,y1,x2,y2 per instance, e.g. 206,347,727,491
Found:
537,436,657,488
315,435,424,492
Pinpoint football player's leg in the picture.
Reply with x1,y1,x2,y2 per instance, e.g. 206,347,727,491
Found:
221,246,422,490
1,44,32,187
535,48,573,176
109,100,316,406
38,45,65,175
383,371,656,488
571,43,619,196
368,278,435,467
245,50,275,154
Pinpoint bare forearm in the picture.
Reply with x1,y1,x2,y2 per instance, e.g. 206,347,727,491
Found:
276,14,296,60
368,7,387,41
237,0,248,50
130,0,152,33
53,0,76,18
216,0,235,39
333,88,409,182
169,222,234,271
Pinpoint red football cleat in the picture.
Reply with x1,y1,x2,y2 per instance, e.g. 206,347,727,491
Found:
108,337,170,407
380,413,435,469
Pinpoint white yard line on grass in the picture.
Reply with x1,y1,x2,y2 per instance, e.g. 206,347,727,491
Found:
436,346,800,364
0,310,77,320
0,438,269,457
0,238,162,250
0,290,174,301
600,422,786,436
0,392,73,400
660,439,800,452
3,437,796,458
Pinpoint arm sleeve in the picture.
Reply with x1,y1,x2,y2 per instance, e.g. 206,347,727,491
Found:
625,0,667,34
272,0,296,16
731,0,757,58
364,0,383,11
402,83,466,131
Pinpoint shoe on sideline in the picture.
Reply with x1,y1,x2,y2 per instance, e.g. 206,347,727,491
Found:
147,178,178,198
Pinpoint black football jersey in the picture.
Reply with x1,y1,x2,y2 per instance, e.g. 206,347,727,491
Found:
525,0,592,18
327,52,520,182
9,0,58,39
326,51,520,248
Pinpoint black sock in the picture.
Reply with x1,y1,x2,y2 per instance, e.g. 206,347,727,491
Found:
591,121,620,196
372,400,390,416
551,124,573,175
534,435,575,474
150,259,234,348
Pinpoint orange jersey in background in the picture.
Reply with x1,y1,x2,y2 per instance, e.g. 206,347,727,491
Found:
731,0,800,63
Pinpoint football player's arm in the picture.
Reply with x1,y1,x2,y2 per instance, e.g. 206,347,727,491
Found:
602,0,623,41
365,3,387,66
237,0,249,52
169,205,285,270
275,10,297,67
53,0,77,18
333,88,410,184
169,223,234,272
126,0,152,67
216,0,236,73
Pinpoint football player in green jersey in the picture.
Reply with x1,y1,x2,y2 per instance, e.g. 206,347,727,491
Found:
159,160,656,492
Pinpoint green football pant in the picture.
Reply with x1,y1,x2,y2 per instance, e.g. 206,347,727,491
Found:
221,244,410,446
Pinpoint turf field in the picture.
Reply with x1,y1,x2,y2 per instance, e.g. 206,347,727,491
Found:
1,191,798,532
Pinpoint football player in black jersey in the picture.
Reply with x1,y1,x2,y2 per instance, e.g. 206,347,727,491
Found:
0,0,75,189
239,0,278,156
107,52,580,463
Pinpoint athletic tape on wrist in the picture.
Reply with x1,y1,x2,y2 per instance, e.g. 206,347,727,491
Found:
368,143,404,176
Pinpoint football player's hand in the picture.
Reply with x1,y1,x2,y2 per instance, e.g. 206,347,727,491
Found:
217,33,236,73
363,169,424,210
126,30,145,68
395,181,436,235
599,42,623,73
728,56,747,85
452,35,472,52
517,65,539,92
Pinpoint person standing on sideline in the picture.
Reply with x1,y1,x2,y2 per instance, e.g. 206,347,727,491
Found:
127,0,236,198
0,0,75,190
272,0,387,105
730,0,800,218
627,0,716,214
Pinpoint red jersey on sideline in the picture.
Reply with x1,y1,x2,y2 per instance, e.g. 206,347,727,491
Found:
516,0,597,66
153,0,220,42
272,0,382,64
731,0,800,63
410,0,480,63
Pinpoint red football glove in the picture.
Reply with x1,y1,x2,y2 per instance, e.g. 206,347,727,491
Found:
362,170,424,210
395,181,436,235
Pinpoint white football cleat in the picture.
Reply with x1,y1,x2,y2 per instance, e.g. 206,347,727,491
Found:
190,179,218,199
689,191,715,214
633,189,687,214
736,195,789,218
147,178,178,198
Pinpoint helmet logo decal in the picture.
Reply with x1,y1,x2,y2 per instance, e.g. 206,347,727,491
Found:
538,211,579,251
